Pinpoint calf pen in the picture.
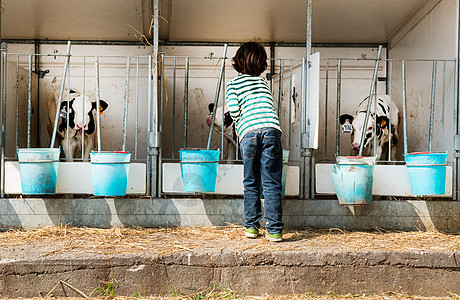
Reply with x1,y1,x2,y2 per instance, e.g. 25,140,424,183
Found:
0,43,459,202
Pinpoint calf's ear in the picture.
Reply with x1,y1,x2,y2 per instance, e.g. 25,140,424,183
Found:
92,100,109,113
208,103,214,113
339,114,354,125
377,116,389,129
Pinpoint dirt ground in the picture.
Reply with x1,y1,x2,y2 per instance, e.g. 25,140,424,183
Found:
0,226,459,300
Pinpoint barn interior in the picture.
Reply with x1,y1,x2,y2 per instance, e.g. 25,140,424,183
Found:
0,0,459,229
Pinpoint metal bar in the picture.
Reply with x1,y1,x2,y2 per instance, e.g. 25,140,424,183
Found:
27,55,32,148
94,56,102,152
81,56,86,159
50,41,71,148
184,57,189,148
65,66,71,158
428,60,437,152
172,57,176,159
207,43,228,150
305,0,313,199
373,86,377,157
441,61,446,149
402,60,408,154
15,55,19,155
1,47,7,197
324,58,329,159
135,56,139,160
158,53,165,197
278,59,284,118
288,59,293,152
270,43,275,91
454,59,459,200
336,59,342,157
146,55,152,195
300,57,306,197
358,45,383,156
221,66,225,159
388,60,393,161
122,57,131,151
152,0,159,197
2,39,388,49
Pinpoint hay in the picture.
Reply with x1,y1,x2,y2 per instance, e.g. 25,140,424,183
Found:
0,226,459,258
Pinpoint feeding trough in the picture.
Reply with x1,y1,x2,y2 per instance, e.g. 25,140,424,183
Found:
17,148,61,195
90,151,131,196
331,156,376,205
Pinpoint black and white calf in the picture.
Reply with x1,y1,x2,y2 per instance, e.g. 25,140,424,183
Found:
206,103,237,160
48,77,108,160
339,95,399,161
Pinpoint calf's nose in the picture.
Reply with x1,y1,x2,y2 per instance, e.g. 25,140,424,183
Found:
206,115,213,126
352,142,360,150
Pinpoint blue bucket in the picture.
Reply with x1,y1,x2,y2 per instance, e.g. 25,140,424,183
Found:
331,156,375,205
17,148,60,195
404,152,447,196
90,151,131,196
179,149,220,192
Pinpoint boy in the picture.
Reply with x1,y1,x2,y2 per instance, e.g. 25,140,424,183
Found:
225,42,283,242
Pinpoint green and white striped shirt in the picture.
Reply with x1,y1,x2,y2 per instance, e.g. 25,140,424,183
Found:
225,74,281,139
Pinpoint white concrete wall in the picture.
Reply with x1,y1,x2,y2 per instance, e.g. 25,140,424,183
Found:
389,0,458,161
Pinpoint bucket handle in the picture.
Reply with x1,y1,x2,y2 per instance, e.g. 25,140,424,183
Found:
180,161,219,164
406,163,447,167
18,160,60,163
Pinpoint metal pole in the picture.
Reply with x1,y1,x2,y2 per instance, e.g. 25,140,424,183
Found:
146,54,152,195
300,58,306,197
428,60,437,152
454,59,459,200
135,56,139,159
325,58,329,159
184,57,189,148
172,57,176,159
336,59,342,157
1,46,7,197
358,45,383,156
207,43,228,150
94,56,102,152
402,60,408,155
15,55,19,156
441,61,446,149
158,53,165,197
81,56,86,159
278,59,284,118
50,41,71,148
27,55,32,148
150,0,159,197
122,57,131,151
288,59,293,152
388,60,393,161
65,66,71,159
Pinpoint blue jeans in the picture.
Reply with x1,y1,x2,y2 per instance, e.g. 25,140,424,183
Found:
239,127,283,234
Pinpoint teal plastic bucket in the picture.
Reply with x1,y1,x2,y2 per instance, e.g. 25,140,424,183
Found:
261,149,290,198
404,152,447,196
179,149,220,192
90,151,131,196
331,156,375,205
17,148,60,195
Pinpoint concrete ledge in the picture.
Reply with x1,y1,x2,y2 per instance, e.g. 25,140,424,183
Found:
0,249,459,297
1,198,460,232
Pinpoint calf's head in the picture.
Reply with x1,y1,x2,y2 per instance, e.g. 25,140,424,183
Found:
59,96,108,134
340,113,389,151
206,103,233,128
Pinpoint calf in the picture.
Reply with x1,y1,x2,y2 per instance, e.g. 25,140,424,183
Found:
339,95,399,161
206,103,237,160
48,77,108,160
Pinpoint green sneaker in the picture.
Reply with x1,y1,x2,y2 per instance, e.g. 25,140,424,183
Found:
244,228,259,238
265,232,283,242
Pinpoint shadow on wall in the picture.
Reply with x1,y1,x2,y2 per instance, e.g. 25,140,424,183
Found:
114,198,181,227
43,198,112,227
0,199,22,228
423,200,460,233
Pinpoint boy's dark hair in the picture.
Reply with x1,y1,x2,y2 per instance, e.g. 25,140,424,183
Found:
232,42,267,76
